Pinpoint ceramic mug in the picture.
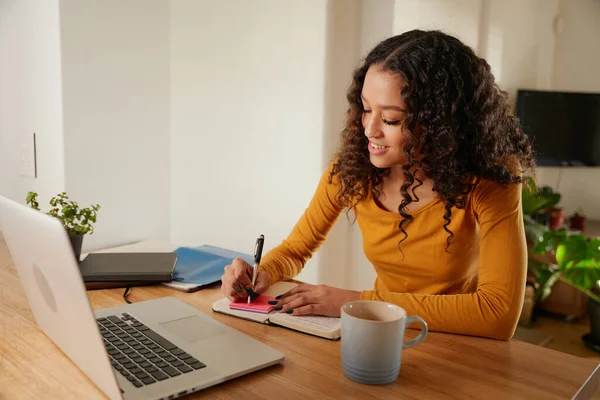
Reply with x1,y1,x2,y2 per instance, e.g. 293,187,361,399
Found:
341,300,428,385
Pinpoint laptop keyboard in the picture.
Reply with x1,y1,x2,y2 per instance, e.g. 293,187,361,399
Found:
97,313,206,388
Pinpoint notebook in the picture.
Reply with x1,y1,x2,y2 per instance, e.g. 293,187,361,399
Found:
78,252,177,283
212,281,341,340
162,245,254,292
229,295,277,314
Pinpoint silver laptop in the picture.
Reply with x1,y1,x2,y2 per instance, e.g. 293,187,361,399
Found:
0,196,284,400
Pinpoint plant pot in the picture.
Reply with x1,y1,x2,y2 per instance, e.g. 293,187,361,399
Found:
546,208,564,230
69,233,84,263
569,214,586,231
582,297,600,352
589,298,600,342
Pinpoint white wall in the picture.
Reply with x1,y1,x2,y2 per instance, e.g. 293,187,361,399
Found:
0,0,65,206
59,0,171,251
482,0,559,104
169,0,329,284
394,0,483,50
359,0,396,59
552,0,600,92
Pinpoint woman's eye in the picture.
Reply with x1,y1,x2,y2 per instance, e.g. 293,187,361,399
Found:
383,118,400,126
362,108,372,114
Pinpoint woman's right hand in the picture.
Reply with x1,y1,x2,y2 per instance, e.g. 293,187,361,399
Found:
220,258,271,301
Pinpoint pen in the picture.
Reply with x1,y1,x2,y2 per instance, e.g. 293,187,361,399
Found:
249,234,264,304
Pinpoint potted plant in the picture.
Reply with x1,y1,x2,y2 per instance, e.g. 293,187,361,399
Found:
569,208,587,232
522,177,561,237
547,207,565,230
519,177,562,325
26,191,101,262
533,229,600,349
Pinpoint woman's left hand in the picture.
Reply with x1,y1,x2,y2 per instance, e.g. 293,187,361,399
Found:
273,284,361,317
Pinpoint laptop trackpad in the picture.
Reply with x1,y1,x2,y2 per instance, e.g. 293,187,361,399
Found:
159,315,227,343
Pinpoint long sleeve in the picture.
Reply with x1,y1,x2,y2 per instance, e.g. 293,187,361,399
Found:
259,163,344,284
360,180,527,340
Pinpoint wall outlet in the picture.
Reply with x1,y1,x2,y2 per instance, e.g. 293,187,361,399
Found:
19,131,37,178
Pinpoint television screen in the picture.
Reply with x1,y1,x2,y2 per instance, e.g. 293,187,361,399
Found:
515,89,600,166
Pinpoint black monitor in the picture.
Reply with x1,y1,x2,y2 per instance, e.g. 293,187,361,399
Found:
515,89,600,166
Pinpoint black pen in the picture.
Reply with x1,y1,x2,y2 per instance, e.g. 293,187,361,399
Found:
248,234,264,304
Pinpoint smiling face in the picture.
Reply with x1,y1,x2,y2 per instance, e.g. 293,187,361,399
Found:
361,65,413,169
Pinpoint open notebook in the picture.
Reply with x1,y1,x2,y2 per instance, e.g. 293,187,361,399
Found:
212,281,341,340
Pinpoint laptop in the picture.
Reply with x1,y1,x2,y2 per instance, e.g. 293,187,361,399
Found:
0,196,284,400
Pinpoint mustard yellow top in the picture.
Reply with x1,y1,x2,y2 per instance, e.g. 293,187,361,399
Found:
259,161,527,340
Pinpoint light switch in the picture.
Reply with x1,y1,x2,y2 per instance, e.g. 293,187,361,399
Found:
19,131,37,178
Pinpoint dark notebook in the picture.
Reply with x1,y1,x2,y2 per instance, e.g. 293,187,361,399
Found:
79,252,178,283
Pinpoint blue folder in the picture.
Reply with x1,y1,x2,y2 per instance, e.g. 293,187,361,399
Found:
170,245,254,288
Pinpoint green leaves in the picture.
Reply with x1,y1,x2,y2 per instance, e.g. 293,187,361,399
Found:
521,176,561,216
541,269,562,302
26,191,40,210
524,217,548,244
530,227,600,302
532,228,567,255
555,235,600,291
25,191,100,237
528,259,561,304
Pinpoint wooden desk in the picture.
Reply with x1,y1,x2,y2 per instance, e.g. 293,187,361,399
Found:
1,238,600,399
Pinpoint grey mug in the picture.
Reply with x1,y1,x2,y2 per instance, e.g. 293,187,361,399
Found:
341,300,428,385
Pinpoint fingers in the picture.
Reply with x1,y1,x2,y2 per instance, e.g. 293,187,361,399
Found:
276,292,314,313
221,275,246,301
276,283,314,300
254,271,270,295
232,281,246,297
270,284,329,316
220,258,253,301
289,304,319,316
231,258,253,290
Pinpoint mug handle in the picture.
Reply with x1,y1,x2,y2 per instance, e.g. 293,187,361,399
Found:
403,315,428,349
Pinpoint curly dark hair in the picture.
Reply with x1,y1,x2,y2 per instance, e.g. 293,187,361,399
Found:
331,29,535,248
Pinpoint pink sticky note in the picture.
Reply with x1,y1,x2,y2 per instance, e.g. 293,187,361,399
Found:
229,295,276,314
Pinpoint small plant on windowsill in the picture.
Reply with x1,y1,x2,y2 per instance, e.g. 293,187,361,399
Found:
26,191,100,262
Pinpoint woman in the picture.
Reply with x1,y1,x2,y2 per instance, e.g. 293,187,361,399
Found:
220,30,534,340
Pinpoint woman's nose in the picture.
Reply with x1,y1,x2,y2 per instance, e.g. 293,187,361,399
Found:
364,115,382,138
